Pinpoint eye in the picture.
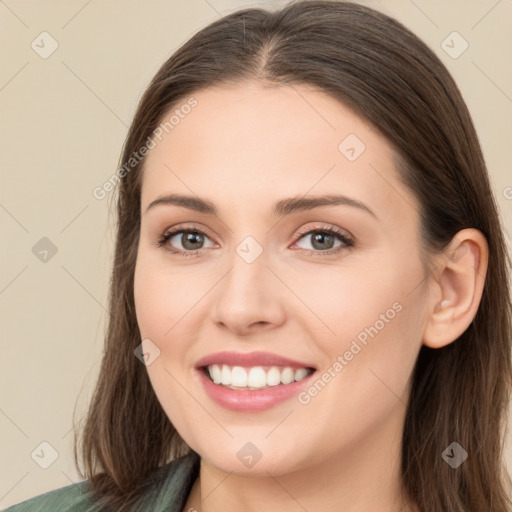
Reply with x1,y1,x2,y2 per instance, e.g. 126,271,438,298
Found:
154,223,215,257
292,225,354,255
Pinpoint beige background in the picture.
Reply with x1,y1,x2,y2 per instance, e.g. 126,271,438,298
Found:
1,0,511,508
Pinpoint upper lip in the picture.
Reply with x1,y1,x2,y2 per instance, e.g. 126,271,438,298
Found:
195,351,316,369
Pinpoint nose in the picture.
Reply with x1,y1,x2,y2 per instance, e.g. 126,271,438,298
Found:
212,242,286,336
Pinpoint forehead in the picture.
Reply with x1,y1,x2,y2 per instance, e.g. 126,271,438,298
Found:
140,82,418,225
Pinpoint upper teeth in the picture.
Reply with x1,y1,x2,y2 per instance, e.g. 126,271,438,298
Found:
206,364,312,389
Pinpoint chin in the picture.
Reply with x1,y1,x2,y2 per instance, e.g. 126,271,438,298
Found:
193,437,314,477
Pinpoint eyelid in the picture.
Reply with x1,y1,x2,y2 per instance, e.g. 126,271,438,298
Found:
293,223,353,241
160,222,215,241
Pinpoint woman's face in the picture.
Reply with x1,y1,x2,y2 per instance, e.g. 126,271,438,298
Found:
134,82,430,476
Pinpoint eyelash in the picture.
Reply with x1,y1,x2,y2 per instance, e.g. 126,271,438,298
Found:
154,223,355,258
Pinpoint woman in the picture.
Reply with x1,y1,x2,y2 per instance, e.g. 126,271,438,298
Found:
6,1,511,510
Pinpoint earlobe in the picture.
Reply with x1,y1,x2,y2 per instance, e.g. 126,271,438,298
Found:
422,228,488,349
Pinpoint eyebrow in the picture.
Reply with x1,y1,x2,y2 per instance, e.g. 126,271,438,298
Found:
144,193,377,219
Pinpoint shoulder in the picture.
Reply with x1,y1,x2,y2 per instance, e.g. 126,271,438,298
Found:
2,479,96,512
140,450,200,509
3,452,200,512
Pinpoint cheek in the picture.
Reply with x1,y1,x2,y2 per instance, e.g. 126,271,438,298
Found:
134,255,205,446
133,254,202,339
143,356,205,453
293,285,423,462
288,258,409,347
302,252,425,404
134,275,174,338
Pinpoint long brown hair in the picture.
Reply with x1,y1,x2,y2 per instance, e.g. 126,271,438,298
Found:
74,1,512,510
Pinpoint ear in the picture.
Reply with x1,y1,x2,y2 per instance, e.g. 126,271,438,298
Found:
422,228,488,349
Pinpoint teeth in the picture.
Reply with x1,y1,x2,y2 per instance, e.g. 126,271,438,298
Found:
210,364,222,384
248,367,267,388
294,368,309,381
206,365,313,389
231,366,247,387
280,367,295,385
266,367,281,386
221,365,231,386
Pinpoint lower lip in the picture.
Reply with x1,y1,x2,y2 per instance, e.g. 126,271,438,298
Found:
196,368,317,412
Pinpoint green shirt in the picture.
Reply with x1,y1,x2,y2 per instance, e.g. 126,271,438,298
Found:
3,452,200,511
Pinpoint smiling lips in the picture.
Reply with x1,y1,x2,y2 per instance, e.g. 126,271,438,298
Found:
195,351,317,411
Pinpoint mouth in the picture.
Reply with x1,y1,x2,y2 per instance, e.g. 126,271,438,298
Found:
201,364,316,391
194,351,318,411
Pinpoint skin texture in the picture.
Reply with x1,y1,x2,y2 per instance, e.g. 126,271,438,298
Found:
133,82,488,512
